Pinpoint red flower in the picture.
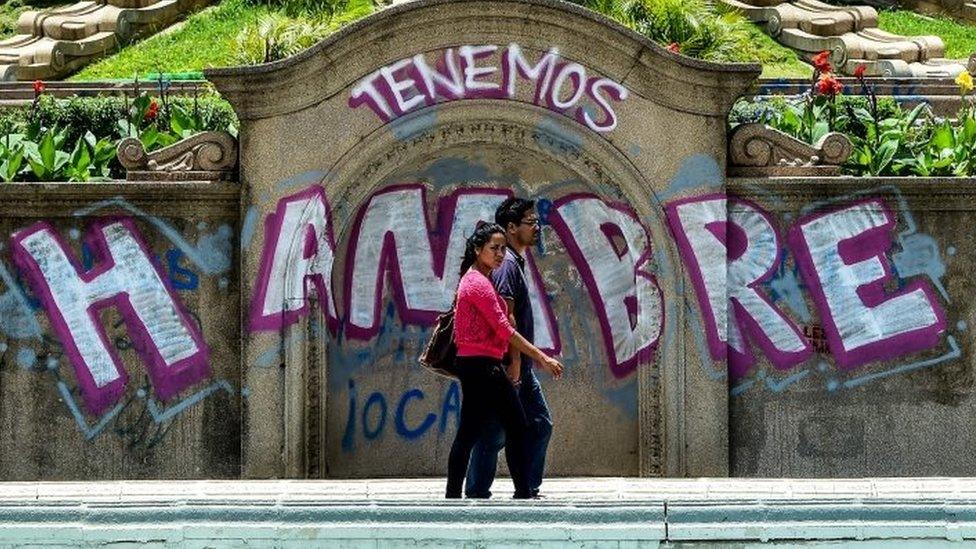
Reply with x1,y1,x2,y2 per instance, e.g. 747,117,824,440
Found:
816,73,843,96
853,64,867,79
666,42,680,54
144,100,159,122
811,51,832,73
32,80,45,95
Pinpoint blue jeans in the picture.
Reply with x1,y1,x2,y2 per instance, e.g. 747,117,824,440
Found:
465,367,552,498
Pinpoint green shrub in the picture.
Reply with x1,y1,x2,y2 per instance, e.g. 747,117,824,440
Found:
0,92,238,182
233,0,371,64
244,0,348,18
730,73,976,177
0,94,237,144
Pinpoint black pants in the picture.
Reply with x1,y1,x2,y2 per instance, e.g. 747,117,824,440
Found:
446,355,530,498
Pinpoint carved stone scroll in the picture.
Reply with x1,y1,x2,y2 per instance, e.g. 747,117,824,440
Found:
118,131,238,181
728,122,852,176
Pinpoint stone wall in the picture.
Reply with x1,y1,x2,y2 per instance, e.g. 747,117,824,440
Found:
0,0,970,482
725,178,973,477
0,182,240,480
207,0,756,479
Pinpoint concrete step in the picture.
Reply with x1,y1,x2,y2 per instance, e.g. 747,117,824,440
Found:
0,0,214,81
2,478,976,546
767,0,878,36
724,0,970,79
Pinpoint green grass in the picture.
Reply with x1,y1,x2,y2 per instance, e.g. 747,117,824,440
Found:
71,0,271,80
878,9,976,60
71,0,373,80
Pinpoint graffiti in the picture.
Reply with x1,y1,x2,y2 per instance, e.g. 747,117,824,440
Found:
0,334,234,446
250,186,340,332
341,378,461,451
251,184,562,351
251,184,672,379
549,193,663,378
666,192,949,381
666,195,812,378
788,199,946,370
10,219,212,416
343,185,508,338
75,198,234,277
348,43,629,133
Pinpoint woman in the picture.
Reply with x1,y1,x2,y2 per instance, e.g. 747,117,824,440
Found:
446,223,564,499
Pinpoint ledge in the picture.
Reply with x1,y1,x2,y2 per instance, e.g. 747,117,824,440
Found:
2,478,976,545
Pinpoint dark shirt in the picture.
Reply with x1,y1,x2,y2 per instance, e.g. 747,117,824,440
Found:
491,246,535,371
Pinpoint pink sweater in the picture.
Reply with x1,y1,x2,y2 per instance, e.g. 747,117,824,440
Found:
454,268,516,359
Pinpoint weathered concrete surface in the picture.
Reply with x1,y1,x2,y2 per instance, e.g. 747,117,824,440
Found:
207,0,759,480
0,182,241,480
726,178,974,477
1,0,970,485
2,478,976,547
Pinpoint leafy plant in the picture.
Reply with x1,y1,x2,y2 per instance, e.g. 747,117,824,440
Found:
0,86,233,182
0,136,25,183
234,12,333,64
26,127,70,181
730,63,976,177
900,115,976,177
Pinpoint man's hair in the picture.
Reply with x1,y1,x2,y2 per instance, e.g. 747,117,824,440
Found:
495,197,536,229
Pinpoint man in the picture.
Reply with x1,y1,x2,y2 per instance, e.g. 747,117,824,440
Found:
465,197,555,499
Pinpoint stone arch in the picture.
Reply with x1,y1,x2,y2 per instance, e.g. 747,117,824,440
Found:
209,0,758,478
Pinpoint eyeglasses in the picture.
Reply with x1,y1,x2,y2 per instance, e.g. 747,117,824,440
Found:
520,219,540,226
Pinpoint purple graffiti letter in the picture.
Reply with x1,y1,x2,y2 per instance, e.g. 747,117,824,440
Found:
12,220,210,415
250,186,338,332
343,185,508,339
550,194,663,378
666,195,811,377
788,199,946,369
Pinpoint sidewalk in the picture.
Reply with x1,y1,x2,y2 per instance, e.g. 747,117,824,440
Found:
2,478,976,547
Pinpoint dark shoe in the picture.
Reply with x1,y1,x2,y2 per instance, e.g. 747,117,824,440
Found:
513,491,533,499
465,491,492,499
446,492,462,499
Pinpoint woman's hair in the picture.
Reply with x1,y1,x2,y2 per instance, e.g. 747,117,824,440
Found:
458,222,505,276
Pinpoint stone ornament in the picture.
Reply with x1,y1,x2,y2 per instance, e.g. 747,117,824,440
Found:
118,131,238,181
728,122,852,176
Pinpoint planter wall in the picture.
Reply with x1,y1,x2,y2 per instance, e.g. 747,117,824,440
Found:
726,176,976,477
0,181,241,480
0,0,971,482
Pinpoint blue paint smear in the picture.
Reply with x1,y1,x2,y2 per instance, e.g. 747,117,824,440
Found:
275,170,328,192
390,108,439,140
240,206,261,251
657,153,723,201
74,198,233,276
